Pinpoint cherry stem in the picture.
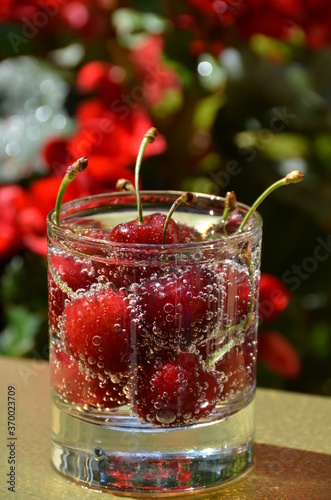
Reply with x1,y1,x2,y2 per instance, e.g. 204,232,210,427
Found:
116,178,135,192
205,172,304,367
135,127,159,224
237,170,304,233
162,192,198,244
221,191,237,223
48,258,76,299
205,247,256,369
54,157,88,227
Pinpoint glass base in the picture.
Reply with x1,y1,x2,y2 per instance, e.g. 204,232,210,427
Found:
51,396,255,494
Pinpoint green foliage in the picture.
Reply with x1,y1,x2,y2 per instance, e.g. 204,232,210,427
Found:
0,306,41,356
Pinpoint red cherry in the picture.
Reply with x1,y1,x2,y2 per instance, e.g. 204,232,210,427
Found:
48,252,97,330
51,346,86,405
85,373,128,409
63,287,132,377
214,264,254,328
206,213,243,239
135,267,220,355
216,347,251,400
51,346,128,408
109,212,183,245
224,213,244,235
133,351,221,426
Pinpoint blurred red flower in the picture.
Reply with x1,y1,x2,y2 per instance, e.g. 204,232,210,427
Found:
69,104,165,181
129,35,182,105
259,273,291,323
258,330,302,379
0,168,105,259
185,0,331,49
0,0,40,22
54,60,167,187
292,0,331,49
257,274,301,380
0,0,112,37
0,185,27,260
185,0,297,44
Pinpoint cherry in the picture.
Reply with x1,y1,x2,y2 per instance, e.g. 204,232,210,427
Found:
109,212,183,245
224,213,244,235
133,351,221,426
51,346,85,405
205,191,242,238
217,264,252,327
134,267,220,355
63,287,132,378
51,346,128,408
48,252,97,330
216,348,250,400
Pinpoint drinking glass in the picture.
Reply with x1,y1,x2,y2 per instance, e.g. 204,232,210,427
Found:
47,190,262,494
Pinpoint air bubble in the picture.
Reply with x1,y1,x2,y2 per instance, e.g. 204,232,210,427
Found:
163,303,174,313
114,324,121,332
92,335,102,346
152,326,162,336
205,311,214,321
156,409,176,425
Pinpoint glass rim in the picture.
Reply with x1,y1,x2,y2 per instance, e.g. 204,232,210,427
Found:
47,190,263,251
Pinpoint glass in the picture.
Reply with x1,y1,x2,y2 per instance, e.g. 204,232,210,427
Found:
47,191,262,494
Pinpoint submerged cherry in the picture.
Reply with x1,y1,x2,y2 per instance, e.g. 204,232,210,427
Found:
63,287,132,377
135,267,220,355
133,351,221,426
51,346,128,408
48,252,97,330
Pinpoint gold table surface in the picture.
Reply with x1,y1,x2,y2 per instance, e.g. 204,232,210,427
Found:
0,356,330,499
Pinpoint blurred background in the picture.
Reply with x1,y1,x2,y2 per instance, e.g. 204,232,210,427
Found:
0,0,330,396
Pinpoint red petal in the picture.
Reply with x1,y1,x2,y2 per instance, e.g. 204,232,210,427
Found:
258,331,301,380
42,137,72,176
259,273,291,323
0,222,19,260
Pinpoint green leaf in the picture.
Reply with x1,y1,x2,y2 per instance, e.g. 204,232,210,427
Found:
310,323,331,359
0,306,41,357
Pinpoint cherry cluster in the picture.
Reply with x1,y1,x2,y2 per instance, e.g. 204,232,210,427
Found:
49,129,303,427
49,205,253,427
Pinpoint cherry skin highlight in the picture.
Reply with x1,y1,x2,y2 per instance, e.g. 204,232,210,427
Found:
109,212,183,245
